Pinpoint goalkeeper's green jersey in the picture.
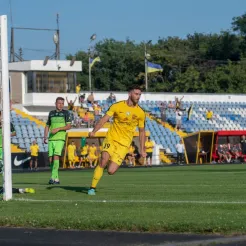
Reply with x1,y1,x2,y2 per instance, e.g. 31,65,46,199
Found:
46,110,71,141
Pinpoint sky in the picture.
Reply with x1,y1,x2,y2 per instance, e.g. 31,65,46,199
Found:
0,0,246,60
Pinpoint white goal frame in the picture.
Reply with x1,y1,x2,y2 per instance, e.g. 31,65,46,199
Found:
0,15,12,201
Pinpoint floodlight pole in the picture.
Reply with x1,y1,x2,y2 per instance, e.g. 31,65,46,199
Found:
144,44,148,92
0,15,12,201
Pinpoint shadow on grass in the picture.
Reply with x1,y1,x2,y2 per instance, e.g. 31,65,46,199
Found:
46,186,89,194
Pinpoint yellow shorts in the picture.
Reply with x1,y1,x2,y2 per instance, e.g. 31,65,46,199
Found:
102,138,129,166
88,154,97,160
68,154,75,162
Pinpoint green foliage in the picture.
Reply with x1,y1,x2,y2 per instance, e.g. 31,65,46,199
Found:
67,13,246,93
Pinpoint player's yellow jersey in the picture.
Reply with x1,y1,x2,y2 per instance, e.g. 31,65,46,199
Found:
81,145,89,155
68,144,76,155
89,146,97,156
106,101,145,147
30,144,39,156
145,141,154,153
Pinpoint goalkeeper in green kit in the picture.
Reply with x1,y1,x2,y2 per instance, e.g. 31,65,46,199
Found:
44,97,71,184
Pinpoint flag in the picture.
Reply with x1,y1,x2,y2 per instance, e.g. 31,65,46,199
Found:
89,56,101,68
147,62,163,73
187,104,193,121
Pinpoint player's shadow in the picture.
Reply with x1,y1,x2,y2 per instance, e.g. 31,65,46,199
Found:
46,186,89,194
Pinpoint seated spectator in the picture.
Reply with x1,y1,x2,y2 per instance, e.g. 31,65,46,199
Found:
82,111,93,127
217,145,225,163
107,92,116,104
127,142,136,166
93,101,101,123
206,109,213,121
223,144,232,163
231,143,241,160
87,92,94,104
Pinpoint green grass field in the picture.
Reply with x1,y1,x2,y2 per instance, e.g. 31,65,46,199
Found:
1,164,246,234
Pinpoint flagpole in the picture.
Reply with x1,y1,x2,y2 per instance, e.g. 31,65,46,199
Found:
144,44,148,92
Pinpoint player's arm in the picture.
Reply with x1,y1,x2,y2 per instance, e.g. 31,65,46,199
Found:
139,127,146,158
89,103,117,137
44,112,51,143
89,114,111,137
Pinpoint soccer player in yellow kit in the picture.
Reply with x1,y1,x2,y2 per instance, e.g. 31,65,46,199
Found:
79,142,89,168
88,143,98,168
145,137,154,167
88,85,146,195
67,141,76,168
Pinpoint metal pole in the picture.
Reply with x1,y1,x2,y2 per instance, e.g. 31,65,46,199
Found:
144,44,148,92
89,53,91,91
56,14,60,60
0,15,12,201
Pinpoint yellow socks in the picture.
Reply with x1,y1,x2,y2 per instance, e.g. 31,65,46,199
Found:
91,165,104,189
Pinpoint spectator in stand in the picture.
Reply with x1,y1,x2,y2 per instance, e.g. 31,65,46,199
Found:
206,109,213,121
76,84,81,94
29,140,39,170
93,101,101,124
223,144,232,163
175,96,185,111
217,144,225,163
87,92,94,104
107,92,116,104
159,102,167,123
176,140,184,165
82,111,93,127
79,93,86,106
231,143,241,161
175,109,182,131
168,100,175,110
66,96,77,112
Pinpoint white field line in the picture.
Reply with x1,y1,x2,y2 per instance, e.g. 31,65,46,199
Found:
13,198,246,205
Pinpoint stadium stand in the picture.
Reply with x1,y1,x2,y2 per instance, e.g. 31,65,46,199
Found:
11,109,48,152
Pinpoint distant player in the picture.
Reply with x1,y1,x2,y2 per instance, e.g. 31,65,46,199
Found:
67,141,76,168
88,143,98,168
29,140,39,170
44,97,71,184
87,85,146,195
79,142,89,168
145,137,154,167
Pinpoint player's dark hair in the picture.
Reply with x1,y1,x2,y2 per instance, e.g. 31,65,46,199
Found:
128,84,142,92
56,97,65,102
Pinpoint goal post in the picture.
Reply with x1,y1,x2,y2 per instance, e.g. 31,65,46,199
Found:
0,15,12,201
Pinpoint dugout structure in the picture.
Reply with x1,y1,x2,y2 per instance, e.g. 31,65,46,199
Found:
183,131,214,164
62,129,150,167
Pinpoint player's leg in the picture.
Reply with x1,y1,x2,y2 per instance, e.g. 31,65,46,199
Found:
52,141,65,184
88,151,110,195
29,158,33,170
34,157,38,170
48,141,55,184
149,153,153,166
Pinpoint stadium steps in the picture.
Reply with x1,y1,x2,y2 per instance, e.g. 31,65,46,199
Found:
161,121,187,138
14,109,46,127
11,143,25,153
